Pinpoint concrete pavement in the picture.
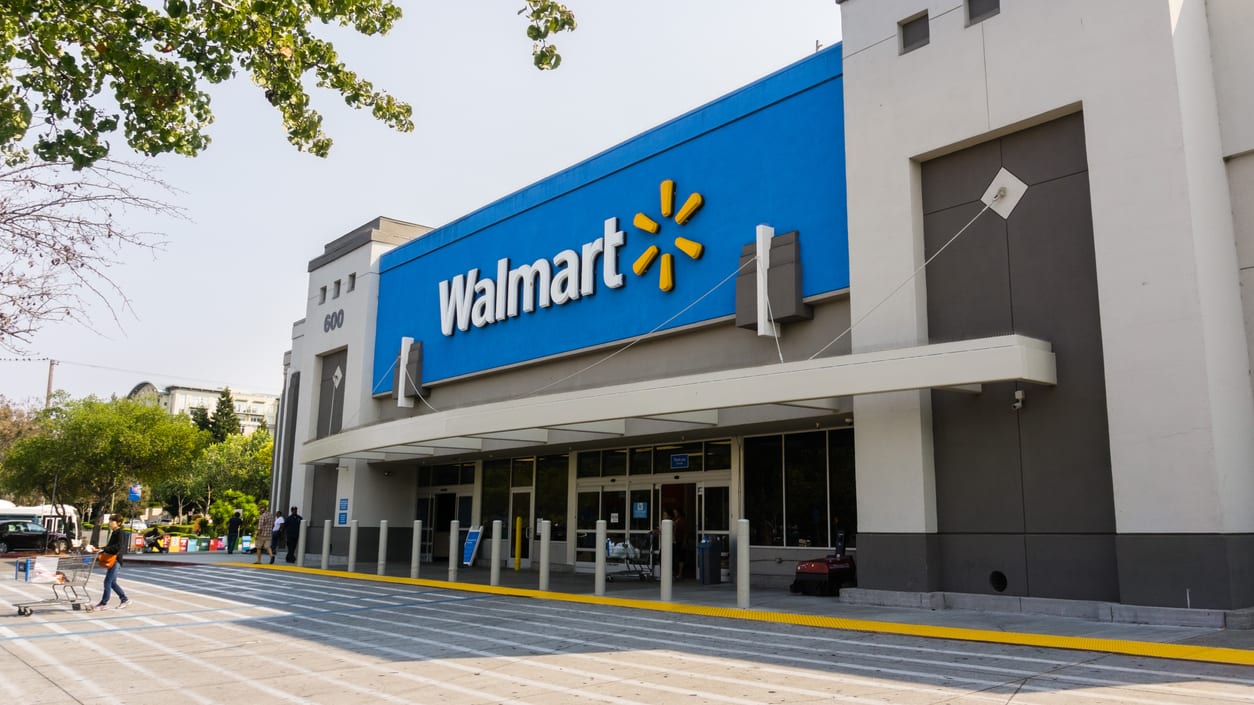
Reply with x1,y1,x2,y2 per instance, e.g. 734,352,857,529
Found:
117,549,1254,666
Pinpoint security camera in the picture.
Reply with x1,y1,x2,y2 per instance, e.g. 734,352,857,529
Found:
1011,389,1025,411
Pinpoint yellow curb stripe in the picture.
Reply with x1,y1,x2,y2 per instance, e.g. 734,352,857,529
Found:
227,563,1254,667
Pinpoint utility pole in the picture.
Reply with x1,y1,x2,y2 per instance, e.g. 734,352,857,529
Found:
45,359,57,408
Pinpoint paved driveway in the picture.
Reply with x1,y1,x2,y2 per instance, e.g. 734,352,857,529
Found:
2,565,1251,704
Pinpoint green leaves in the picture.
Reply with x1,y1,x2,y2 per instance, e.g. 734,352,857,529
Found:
519,1,577,71
1,0,414,168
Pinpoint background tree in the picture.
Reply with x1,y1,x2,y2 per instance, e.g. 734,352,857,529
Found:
188,405,211,433
0,396,40,469
2,0,416,168
520,1,578,69
209,388,240,443
207,488,259,539
0,396,206,543
0,159,180,351
191,427,272,512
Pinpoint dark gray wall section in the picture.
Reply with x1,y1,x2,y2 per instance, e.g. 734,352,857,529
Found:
310,464,338,526
276,371,300,513
921,112,1117,601
856,533,941,592
1117,534,1254,610
316,349,348,439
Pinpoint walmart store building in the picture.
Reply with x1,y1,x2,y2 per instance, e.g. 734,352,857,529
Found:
274,0,1254,611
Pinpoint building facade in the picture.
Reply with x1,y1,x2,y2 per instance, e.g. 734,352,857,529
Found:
275,0,1254,609
129,382,279,436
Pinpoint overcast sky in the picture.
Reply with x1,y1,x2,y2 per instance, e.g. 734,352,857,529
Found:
0,3,843,406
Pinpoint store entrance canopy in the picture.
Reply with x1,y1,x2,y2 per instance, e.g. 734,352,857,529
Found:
298,334,1055,465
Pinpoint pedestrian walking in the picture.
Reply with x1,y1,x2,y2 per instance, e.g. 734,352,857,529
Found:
284,507,303,564
227,510,242,554
92,516,131,611
254,501,275,565
272,510,286,556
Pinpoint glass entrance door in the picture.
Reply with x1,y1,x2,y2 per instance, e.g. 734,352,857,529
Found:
509,489,532,562
697,484,730,581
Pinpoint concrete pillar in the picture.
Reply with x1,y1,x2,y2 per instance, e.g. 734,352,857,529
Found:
594,519,606,596
377,519,388,576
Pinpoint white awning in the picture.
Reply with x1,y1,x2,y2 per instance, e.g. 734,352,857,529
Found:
298,334,1055,465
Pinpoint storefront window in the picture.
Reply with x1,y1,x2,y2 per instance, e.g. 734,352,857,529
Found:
577,451,601,478
704,440,732,470
602,448,627,476
828,430,857,548
432,464,461,487
511,457,535,487
630,447,652,475
655,442,703,474
744,435,783,545
744,430,857,547
481,459,509,538
534,455,568,540
785,432,828,548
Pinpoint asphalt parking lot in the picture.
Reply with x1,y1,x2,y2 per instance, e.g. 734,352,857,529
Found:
2,563,1252,704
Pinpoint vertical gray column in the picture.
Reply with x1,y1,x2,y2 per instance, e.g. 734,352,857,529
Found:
594,519,607,596
737,519,750,609
490,519,502,586
347,519,359,573
660,519,673,602
448,519,459,582
539,519,551,591
410,520,422,579
377,519,389,576
296,520,308,568
320,519,331,570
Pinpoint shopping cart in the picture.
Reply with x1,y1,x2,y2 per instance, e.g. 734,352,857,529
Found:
606,533,655,582
14,554,95,616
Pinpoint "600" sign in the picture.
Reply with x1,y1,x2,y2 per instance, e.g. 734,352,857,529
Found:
324,309,345,332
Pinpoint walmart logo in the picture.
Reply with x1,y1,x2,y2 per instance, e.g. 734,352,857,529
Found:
630,179,705,291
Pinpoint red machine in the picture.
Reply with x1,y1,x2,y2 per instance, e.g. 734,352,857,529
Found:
789,531,855,596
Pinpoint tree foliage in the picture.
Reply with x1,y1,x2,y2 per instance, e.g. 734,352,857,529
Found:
519,1,577,70
188,405,211,432
0,158,179,350
0,395,40,468
0,396,206,537
209,387,240,442
1,0,416,168
207,487,259,536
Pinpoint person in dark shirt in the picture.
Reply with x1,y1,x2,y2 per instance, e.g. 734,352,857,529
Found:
284,507,303,563
226,510,243,554
93,516,130,610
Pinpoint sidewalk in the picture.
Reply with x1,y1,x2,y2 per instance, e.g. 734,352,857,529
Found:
121,549,1254,664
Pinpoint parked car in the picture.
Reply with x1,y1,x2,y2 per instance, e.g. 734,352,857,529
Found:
0,520,69,554
126,519,148,531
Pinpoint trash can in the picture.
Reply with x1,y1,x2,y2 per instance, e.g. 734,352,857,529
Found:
697,538,720,585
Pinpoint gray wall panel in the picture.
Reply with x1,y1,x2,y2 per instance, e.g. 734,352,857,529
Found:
932,384,1024,533
937,534,1029,596
923,203,1012,342
1024,534,1118,601
1117,534,1254,610
921,139,1001,214
856,533,941,592
922,112,1116,600
999,112,1088,185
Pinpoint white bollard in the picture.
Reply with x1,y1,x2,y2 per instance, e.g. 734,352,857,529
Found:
737,519,750,609
539,519,551,591
347,519,359,573
660,519,673,602
448,519,459,582
296,520,308,568
377,519,389,576
594,519,607,596
320,519,331,570
411,520,422,579
490,519,502,586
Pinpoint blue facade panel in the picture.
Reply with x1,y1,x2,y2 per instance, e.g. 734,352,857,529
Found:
374,47,847,391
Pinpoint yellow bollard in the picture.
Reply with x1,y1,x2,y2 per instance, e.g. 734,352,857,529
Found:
514,516,522,571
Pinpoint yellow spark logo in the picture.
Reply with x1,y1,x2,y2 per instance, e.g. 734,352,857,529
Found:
630,179,705,292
